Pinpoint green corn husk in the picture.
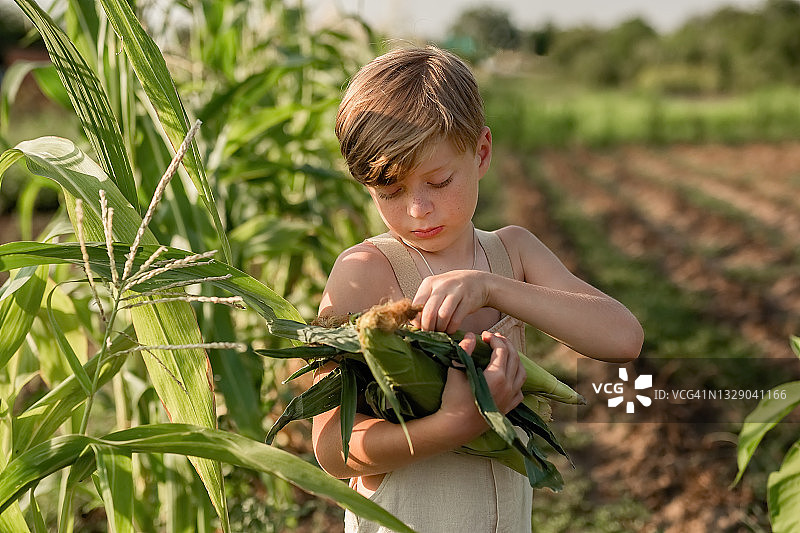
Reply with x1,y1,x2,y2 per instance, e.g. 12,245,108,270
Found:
261,299,582,490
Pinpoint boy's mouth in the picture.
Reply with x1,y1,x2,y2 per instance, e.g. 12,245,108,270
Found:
411,226,443,239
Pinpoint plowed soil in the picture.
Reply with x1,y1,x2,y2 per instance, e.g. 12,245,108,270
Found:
500,142,800,533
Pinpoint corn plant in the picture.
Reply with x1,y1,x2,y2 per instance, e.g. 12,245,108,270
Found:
1,0,378,438
0,0,415,531
734,336,800,533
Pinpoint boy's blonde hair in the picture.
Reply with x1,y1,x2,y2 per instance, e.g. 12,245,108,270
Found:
335,46,485,187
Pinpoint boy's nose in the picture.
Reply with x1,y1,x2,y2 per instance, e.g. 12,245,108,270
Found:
407,195,433,218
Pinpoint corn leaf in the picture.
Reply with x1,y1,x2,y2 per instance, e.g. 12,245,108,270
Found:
734,381,800,485
0,60,50,139
359,329,414,449
34,279,87,389
45,288,93,396
0,425,417,533
13,327,134,455
281,360,324,383
360,329,445,416
31,64,72,110
13,0,138,212
267,319,361,353
520,433,563,492
0,240,303,324
768,440,800,533
0,504,30,533
265,369,343,445
0,151,23,182
255,345,341,360
206,307,263,440
508,403,570,462
0,137,227,524
0,397,30,533
96,0,231,262
91,444,133,533
413,330,585,404
451,342,531,461
0,266,46,370
29,489,46,533
340,360,357,462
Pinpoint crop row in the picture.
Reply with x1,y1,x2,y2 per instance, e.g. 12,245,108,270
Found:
513,147,798,359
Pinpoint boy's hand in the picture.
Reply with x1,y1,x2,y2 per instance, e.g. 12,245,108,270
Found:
436,332,526,443
412,270,490,333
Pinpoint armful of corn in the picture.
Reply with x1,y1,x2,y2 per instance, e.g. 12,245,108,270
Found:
259,299,586,491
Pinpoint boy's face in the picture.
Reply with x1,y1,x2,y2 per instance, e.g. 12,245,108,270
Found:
367,127,492,253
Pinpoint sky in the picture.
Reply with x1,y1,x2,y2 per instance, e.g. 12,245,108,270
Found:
307,0,768,38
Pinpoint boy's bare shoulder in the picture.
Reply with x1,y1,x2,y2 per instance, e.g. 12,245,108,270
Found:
319,240,404,316
493,225,564,283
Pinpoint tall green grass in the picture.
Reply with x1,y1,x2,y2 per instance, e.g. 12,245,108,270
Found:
483,75,800,148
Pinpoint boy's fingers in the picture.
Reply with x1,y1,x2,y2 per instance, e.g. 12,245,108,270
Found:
482,332,508,372
421,294,446,331
482,331,520,382
446,306,469,335
458,331,477,355
411,280,431,308
436,294,458,332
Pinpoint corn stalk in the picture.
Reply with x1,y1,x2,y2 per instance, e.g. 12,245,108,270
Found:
0,0,413,531
0,135,414,532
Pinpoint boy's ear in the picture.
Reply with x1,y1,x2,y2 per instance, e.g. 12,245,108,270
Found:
476,126,492,179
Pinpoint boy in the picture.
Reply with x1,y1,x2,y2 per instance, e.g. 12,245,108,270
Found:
313,46,643,533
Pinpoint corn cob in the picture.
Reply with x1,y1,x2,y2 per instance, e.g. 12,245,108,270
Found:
261,299,581,490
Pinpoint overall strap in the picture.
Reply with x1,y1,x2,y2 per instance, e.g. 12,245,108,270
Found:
366,233,423,299
475,229,514,280
476,230,528,355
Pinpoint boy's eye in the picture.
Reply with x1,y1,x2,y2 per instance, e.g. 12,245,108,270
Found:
377,187,402,200
430,175,453,188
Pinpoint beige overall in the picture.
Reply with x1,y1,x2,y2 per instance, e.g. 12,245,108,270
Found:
344,230,533,533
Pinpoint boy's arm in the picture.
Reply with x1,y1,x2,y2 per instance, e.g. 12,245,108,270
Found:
312,244,525,478
313,332,524,479
412,225,643,363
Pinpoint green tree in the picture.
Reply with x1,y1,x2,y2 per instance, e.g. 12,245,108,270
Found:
446,6,520,61
522,22,557,56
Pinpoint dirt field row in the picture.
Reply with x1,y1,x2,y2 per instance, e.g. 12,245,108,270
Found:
501,143,800,532
533,147,799,358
